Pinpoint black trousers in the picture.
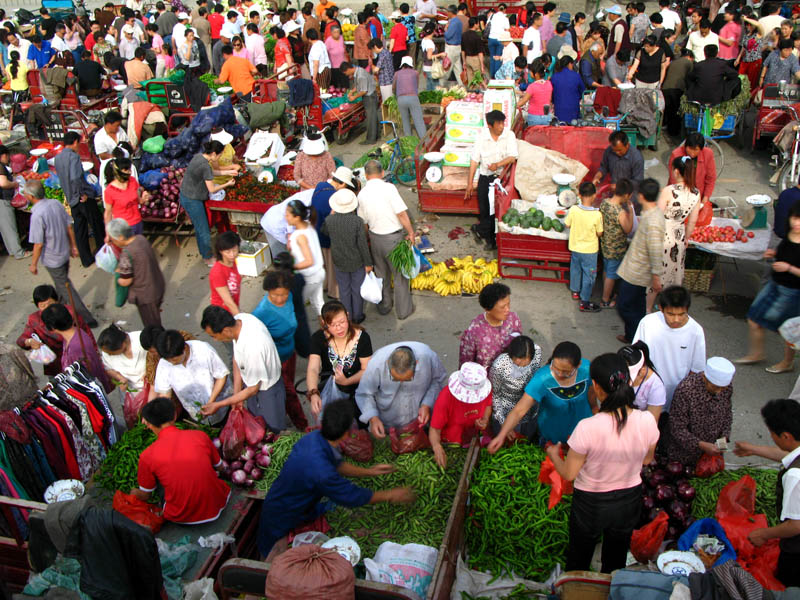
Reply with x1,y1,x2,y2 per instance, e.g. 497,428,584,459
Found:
777,548,800,587
392,50,407,71
363,93,379,144
71,199,105,268
477,174,496,243
617,278,647,342
662,88,684,138
566,485,641,573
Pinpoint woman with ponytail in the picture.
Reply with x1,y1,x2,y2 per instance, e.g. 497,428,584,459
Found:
7,50,29,102
647,152,701,311
286,199,325,315
547,353,660,573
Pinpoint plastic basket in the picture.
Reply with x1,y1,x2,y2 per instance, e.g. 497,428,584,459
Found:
683,113,736,134
683,268,714,293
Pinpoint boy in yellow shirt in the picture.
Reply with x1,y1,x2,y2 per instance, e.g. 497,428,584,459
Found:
565,182,604,312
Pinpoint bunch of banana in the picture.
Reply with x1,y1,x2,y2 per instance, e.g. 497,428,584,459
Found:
433,270,462,296
412,256,500,297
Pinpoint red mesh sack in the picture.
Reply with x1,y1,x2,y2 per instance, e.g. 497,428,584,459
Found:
265,545,355,600
538,455,574,509
219,406,267,460
389,420,431,455
695,453,725,477
630,511,670,564
339,428,374,463
716,475,757,520
123,383,150,430
112,491,165,534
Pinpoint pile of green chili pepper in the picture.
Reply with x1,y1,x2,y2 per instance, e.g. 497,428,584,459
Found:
466,444,571,582
253,433,467,559
93,421,219,494
387,240,416,279
460,584,541,600
690,467,780,526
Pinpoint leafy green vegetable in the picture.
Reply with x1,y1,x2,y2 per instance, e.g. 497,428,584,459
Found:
418,90,443,105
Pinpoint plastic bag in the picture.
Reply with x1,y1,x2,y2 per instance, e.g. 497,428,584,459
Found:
389,420,431,455
219,406,267,460
715,475,756,520
400,248,421,280
630,511,669,564
415,246,432,273
538,455,573,509
431,59,445,79
95,244,118,273
779,316,800,350
138,169,168,190
339,427,374,463
360,271,383,304
365,542,438,599
141,135,166,154
677,517,736,566
123,383,150,430
695,452,724,477
112,490,165,533
183,578,218,600
28,335,57,365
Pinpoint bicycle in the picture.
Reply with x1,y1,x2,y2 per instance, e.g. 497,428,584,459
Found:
367,120,416,187
684,100,740,179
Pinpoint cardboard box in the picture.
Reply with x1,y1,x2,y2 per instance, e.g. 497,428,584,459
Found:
235,241,271,277
445,124,484,145
483,88,516,129
445,101,485,127
441,145,474,168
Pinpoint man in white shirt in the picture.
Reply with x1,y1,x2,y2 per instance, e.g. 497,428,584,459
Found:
488,3,510,76
152,332,230,424
222,10,243,39
734,399,800,588
201,307,286,432
686,18,719,61
414,0,438,23
466,110,519,251
357,160,416,320
760,2,785,37
93,111,130,161
5,34,31,77
259,188,314,256
50,24,70,53
633,285,706,409
522,12,543,64
658,0,682,37
172,12,191,51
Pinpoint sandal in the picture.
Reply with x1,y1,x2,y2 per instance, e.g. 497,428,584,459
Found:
766,365,794,374
600,299,616,308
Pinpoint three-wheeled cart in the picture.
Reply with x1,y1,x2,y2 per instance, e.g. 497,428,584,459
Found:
297,82,366,145
753,83,800,148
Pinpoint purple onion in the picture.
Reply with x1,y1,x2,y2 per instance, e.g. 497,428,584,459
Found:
256,454,271,468
244,478,254,487
241,448,255,461
231,469,247,485
250,467,262,480
261,444,272,455
230,460,243,471
243,459,255,472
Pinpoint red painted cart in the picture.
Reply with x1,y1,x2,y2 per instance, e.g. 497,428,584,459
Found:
297,82,366,144
206,199,274,240
753,84,800,147
495,125,611,282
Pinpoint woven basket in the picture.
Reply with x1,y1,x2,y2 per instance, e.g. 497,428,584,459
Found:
683,268,714,293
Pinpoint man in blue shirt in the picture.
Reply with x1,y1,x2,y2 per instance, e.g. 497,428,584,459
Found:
27,35,56,69
257,399,414,558
443,5,463,85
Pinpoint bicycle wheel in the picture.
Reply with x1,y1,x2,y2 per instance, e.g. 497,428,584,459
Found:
708,138,724,179
394,156,417,187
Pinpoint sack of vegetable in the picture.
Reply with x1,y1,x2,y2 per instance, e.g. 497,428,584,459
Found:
219,406,267,460
339,427,374,463
389,420,431,455
112,490,165,534
630,510,669,564
265,545,355,600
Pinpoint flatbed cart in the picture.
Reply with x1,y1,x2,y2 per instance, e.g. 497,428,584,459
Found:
297,82,367,145
206,200,274,240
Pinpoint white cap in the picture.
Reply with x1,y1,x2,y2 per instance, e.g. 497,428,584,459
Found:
177,11,190,19
121,24,135,34
284,20,301,33
705,357,735,387
210,130,234,145
400,56,414,68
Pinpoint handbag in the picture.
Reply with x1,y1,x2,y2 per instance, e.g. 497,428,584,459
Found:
431,58,445,79
441,55,452,71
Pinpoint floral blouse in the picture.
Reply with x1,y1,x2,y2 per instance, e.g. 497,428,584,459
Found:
459,311,523,369
489,348,542,425
740,31,764,63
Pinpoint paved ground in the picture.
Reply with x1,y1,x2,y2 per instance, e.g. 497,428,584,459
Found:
0,121,793,465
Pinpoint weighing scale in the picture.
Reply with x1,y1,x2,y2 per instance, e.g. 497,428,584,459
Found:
553,173,577,208
256,157,277,183
744,194,771,230
30,148,49,173
423,152,445,184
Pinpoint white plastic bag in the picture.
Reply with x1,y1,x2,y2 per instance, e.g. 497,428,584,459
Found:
28,335,57,365
95,244,118,274
360,271,383,304
182,578,218,600
780,316,800,350
364,542,438,599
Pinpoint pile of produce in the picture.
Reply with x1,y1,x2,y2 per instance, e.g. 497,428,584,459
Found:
461,91,484,103
640,459,697,539
441,87,467,109
467,73,485,89
352,136,420,169
253,433,468,560
466,444,570,581
224,173,297,203
215,434,275,487
690,224,755,244
508,26,525,38
199,72,227,92
502,207,565,233
418,90,444,105
326,440,468,559
326,85,348,98
44,184,65,203
141,166,185,220
21,171,51,180
411,256,498,296
93,421,219,494
341,22,356,41
690,467,780,526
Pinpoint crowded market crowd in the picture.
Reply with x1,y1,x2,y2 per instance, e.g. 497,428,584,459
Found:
3,0,800,596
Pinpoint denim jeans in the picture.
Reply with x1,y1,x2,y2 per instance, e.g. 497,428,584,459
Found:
569,251,597,302
179,193,212,259
488,38,503,77
424,71,436,91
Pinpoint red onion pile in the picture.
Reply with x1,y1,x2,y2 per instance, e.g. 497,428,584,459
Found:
140,167,185,220
214,435,275,488
641,457,698,540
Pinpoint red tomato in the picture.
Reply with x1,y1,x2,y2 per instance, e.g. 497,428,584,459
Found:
747,231,755,238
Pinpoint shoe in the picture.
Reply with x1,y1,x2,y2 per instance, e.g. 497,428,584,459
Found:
204,258,217,267
600,299,616,308
766,365,794,374
353,315,366,324
470,224,483,244
579,301,601,313
733,356,764,365
486,239,497,251
377,305,392,315
571,292,580,300
14,250,32,260
616,334,631,344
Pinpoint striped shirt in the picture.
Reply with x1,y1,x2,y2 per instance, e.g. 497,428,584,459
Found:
617,206,665,287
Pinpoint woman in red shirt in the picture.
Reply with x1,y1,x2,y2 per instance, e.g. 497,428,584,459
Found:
272,26,295,81
429,362,493,467
103,157,150,237
209,231,242,314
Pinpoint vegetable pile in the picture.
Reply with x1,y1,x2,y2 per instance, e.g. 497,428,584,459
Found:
93,421,219,494
690,224,755,244
502,208,565,233
509,26,525,38
224,173,297,203
141,166,184,220
44,184,65,203
690,467,779,526
199,72,226,92
640,458,697,540
411,256,498,296
418,90,444,105
466,444,571,582
351,136,420,170
253,431,305,492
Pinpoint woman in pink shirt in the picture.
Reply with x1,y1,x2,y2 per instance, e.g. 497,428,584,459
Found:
718,6,742,62
231,35,251,61
325,26,349,88
245,23,268,66
517,59,553,126
547,353,660,574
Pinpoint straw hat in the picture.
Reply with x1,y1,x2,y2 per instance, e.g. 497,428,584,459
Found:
496,30,512,42
329,189,358,213
302,134,327,156
448,362,491,404
331,166,355,188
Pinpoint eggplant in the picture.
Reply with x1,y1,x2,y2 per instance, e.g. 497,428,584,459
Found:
648,469,668,489
642,495,655,511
